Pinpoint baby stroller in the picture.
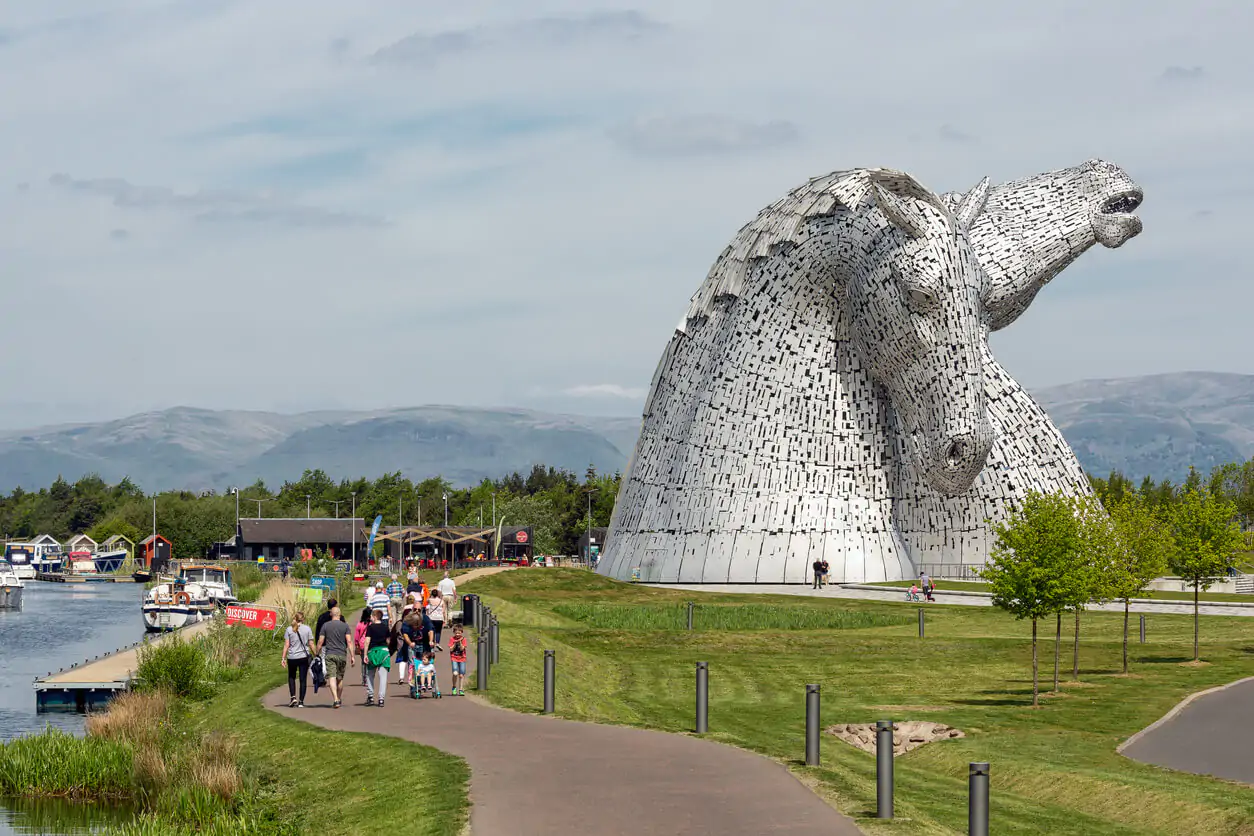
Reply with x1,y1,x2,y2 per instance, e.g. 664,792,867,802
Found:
410,664,442,699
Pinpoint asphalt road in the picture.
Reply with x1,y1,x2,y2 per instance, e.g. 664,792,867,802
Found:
1121,677,1254,783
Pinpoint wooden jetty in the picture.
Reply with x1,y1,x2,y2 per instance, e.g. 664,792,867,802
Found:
35,572,138,584
33,618,215,712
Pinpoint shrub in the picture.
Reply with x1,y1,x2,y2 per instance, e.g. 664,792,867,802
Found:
86,691,172,746
136,637,210,699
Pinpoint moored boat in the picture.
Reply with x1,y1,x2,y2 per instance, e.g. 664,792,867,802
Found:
4,545,36,580
142,579,212,632
93,549,128,574
179,563,236,607
0,560,24,608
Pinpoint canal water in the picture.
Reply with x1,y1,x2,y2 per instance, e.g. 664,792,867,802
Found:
0,582,147,834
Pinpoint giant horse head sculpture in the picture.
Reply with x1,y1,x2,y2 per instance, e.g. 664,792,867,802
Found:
831,170,996,494
603,160,1144,585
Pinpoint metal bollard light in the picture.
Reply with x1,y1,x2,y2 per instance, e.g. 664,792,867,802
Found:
969,762,990,836
543,650,555,714
687,601,695,631
476,633,489,691
876,720,894,819
490,618,500,665
805,684,821,766
1139,614,1146,643
696,662,709,733
918,607,925,638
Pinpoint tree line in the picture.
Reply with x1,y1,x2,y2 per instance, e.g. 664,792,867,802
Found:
0,465,623,563
983,475,1247,707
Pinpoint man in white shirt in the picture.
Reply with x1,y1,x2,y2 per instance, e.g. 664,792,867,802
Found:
437,571,457,604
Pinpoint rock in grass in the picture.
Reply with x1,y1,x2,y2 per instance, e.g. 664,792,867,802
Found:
825,721,966,756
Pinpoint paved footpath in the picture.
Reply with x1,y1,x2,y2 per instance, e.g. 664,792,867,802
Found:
651,583,1254,617
266,568,862,836
1120,676,1254,783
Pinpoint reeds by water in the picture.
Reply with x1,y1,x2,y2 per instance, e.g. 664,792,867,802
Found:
0,728,133,799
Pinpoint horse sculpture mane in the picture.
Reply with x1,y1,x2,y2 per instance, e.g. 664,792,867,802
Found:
679,168,949,331
602,159,1144,585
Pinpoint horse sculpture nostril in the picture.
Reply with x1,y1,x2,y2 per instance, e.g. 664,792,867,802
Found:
945,440,967,469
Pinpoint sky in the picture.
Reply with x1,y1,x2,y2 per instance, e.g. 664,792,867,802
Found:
2,0,1251,430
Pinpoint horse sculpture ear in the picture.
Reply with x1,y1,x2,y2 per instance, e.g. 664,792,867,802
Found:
871,183,928,239
954,176,991,231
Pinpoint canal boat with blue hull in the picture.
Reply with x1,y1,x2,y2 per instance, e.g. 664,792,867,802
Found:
0,560,23,608
93,548,128,573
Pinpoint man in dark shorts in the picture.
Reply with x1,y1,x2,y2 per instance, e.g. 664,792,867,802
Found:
316,606,353,709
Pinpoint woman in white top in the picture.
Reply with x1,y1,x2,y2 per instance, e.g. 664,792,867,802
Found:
425,589,447,651
281,611,315,707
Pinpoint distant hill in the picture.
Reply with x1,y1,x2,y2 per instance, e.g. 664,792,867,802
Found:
0,372,1250,492
1032,372,1254,484
0,406,640,493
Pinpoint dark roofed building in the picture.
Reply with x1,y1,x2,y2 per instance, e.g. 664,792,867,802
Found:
237,518,365,564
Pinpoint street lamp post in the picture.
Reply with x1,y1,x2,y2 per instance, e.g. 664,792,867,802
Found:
442,492,450,566
305,495,311,519
491,492,497,528
329,499,342,519
585,488,598,564
351,491,357,567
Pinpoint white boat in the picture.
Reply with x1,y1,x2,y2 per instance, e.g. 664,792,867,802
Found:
0,560,24,608
179,564,236,607
142,580,212,632
68,550,96,574
4,544,36,580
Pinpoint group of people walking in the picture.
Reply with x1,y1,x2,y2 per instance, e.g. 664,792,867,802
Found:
281,570,467,708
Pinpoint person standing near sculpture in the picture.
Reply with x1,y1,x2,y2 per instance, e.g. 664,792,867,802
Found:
812,558,824,589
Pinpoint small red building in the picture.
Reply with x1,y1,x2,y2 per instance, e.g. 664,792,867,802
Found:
138,534,172,572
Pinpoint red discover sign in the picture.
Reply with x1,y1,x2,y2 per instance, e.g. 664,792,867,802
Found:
225,605,279,630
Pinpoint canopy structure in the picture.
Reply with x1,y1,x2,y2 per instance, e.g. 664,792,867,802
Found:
374,526,496,564
374,526,496,547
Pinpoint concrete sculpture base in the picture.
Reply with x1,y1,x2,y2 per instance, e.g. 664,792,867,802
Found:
600,161,1143,584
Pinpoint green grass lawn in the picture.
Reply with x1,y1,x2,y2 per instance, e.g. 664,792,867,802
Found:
187,653,469,835
867,578,1254,604
463,569,1254,835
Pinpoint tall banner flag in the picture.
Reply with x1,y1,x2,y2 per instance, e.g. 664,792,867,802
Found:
366,515,383,559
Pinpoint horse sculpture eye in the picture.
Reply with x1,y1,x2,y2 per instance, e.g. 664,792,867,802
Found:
905,285,937,314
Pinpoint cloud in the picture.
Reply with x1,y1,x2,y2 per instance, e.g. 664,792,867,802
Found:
610,114,800,156
563,384,648,400
937,124,977,143
109,228,129,241
1161,65,1205,82
370,11,665,66
47,173,385,229
4,1,1254,432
